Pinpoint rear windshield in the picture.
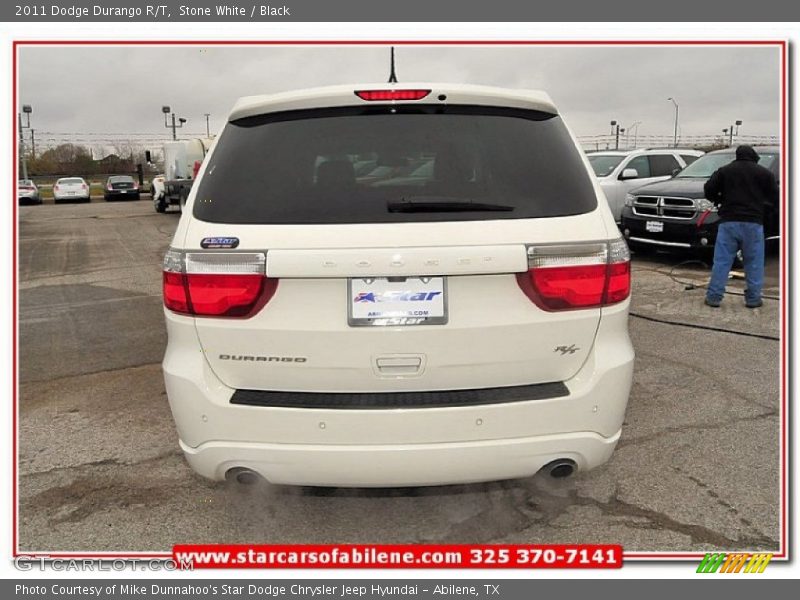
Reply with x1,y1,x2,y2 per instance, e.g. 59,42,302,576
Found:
587,155,624,178
109,176,134,183
59,178,84,184
676,152,778,178
193,105,597,224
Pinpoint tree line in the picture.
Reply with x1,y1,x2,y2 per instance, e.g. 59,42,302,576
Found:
23,142,161,177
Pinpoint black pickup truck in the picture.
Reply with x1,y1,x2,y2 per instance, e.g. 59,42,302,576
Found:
620,146,780,252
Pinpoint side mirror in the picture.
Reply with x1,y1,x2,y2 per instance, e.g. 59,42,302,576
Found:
671,168,681,177
145,150,152,164
620,168,639,180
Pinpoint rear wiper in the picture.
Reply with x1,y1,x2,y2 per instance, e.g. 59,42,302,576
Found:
387,196,514,213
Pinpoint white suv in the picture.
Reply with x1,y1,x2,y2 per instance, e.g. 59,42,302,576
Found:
162,83,635,487
587,148,704,222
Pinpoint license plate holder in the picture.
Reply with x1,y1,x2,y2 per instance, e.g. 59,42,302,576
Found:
646,220,664,233
348,276,447,327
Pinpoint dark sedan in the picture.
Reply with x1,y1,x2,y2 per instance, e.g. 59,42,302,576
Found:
620,146,779,252
104,175,140,201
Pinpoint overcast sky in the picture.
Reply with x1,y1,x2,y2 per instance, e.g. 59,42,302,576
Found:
19,45,780,149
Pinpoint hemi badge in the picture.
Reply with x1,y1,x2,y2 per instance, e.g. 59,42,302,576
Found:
201,237,240,249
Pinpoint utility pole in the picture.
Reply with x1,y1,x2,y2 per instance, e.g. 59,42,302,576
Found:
29,128,35,160
204,113,211,138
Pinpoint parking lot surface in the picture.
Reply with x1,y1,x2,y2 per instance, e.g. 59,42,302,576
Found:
18,199,781,553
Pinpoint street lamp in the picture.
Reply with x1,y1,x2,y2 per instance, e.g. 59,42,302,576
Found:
610,120,623,150
627,121,642,148
204,113,211,138
162,105,186,140
667,97,679,148
18,104,33,181
727,119,742,147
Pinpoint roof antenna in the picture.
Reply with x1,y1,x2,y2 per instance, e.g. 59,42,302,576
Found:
388,46,398,83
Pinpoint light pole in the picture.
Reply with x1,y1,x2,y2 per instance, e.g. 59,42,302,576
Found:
727,119,742,147
18,104,32,182
204,113,211,138
628,121,642,148
162,105,186,140
610,120,621,150
668,97,679,148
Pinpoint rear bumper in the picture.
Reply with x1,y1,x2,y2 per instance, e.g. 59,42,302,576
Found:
163,304,634,487
181,429,621,487
53,194,90,202
105,189,140,198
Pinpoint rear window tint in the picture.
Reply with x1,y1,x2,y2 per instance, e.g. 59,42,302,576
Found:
193,105,597,224
59,178,84,184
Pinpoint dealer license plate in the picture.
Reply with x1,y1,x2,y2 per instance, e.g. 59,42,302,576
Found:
348,277,447,327
646,220,664,233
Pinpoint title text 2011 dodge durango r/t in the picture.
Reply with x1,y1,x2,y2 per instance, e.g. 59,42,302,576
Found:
162,83,635,487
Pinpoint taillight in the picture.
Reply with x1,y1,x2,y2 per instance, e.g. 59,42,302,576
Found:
133,182,139,190
516,239,631,311
355,89,431,101
82,183,88,190
107,184,113,190
162,250,278,317
53,185,59,191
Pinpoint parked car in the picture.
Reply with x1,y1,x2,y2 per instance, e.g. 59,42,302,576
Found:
620,146,780,252
587,148,704,222
104,175,140,201
18,179,41,205
52,177,91,203
162,83,634,487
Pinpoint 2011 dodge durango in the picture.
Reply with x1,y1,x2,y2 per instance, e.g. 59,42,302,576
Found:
162,83,635,487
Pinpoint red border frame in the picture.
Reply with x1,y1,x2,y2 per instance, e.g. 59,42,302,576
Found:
12,39,788,563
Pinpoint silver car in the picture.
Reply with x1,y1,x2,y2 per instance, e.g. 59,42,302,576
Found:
18,180,41,205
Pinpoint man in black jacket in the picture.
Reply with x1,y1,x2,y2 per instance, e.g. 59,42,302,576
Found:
703,145,779,308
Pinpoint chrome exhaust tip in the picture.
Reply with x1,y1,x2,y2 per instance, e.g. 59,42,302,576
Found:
543,459,577,479
226,467,262,485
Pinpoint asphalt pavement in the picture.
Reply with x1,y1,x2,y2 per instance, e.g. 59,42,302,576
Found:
17,199,781,554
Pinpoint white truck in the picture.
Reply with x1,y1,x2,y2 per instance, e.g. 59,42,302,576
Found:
148,138,213,213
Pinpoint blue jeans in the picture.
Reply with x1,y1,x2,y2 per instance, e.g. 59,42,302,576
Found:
706,221,764,304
